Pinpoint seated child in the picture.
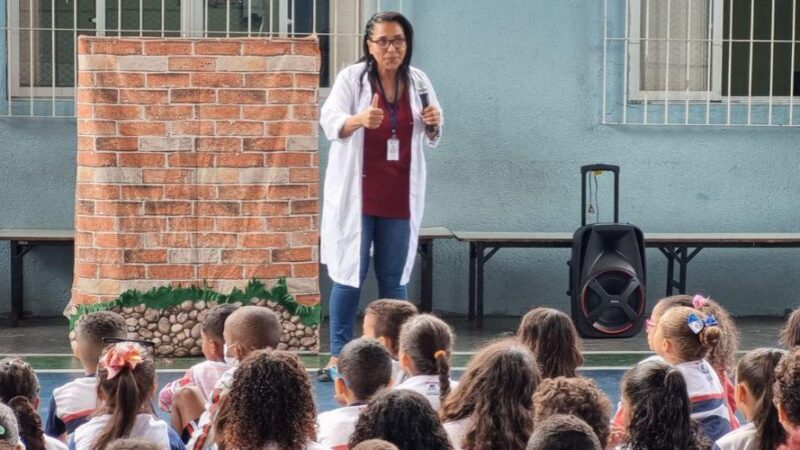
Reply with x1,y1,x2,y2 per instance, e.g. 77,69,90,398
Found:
46,311,127,440
532,376,612,448
216,350,328,450
780,307,800,348
774,347,800,443
715,348,786,450
186,306,282,449
394,314,458,411
159,304,238,433
349,389,452,450
618,360,710,450
0,403,23,450
69,342,184,450
526,415,601,450
0,357,68,450
517,307,583,379
352,440,399,450
362,299,418,386
440,339,539,450
318,338,393,449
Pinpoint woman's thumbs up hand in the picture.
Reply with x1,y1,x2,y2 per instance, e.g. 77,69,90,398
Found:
359,94,384,129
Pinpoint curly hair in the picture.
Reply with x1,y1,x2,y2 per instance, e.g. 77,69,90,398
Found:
202,304,239,344
364,300,419,356
76,311,127,366
652,295,739,373
0,357,45,450
532,376,612,448
349,389,453,450
736,348,787,450
526,414,601,450
774,347,800,427
398,314,454,404
222,350,317,450
440,339,538,450
781,307,800,349
622,360,710,450
517,307,583,379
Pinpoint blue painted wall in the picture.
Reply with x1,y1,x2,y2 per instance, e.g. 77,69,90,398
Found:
2,0,799,319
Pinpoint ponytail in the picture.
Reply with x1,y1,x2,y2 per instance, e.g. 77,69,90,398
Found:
93,367,146,450
623,361,707,450
434,350,450,404
8,396,45,450
736,348,787,450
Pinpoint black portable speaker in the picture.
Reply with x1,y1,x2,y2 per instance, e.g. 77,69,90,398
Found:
568,165,647,338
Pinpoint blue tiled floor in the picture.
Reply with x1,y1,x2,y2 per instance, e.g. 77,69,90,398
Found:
35,368,624,423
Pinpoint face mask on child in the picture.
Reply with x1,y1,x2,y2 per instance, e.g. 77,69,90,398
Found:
223,343,239,367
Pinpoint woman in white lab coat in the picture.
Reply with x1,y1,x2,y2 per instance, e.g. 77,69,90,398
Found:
318,10,443,378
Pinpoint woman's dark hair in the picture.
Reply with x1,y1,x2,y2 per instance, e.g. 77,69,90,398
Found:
440,339,539,450
517,307,583,378
622,360,710,450
0,357,45,450
92,344,157,450
222,350,317,450
736,348,787,450
774,347,800,427
398,314,454,403
780,307,800,348
349,389,453,450
653,295,739,372
533,376,612,448
358,11,414,93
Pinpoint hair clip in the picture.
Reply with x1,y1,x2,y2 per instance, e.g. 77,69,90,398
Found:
101,342,144,380
688,313,719,334
433,350,447,360
692,295,707,309
0,425,5,436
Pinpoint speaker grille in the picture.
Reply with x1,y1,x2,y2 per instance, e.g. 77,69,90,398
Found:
579,268,645,334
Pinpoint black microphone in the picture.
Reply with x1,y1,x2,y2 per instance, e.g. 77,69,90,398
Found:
415,78,438,134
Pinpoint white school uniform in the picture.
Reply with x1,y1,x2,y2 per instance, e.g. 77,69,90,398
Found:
317,404,367,449
263,442,330,450
394,374,459,411
713,422,756,450
678,359,732,441
47,376,98,434
72,414,172,450
45,436,68,450
443,417,472,450
390,359,406,387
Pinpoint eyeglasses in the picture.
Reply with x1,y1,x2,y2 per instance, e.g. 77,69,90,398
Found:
645,318,656,334
369,38,407,50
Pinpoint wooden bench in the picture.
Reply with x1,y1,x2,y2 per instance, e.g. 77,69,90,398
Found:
454,231,800,327
0,227,453,326
0,230,75,326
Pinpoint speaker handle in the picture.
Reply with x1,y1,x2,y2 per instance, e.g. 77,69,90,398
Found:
581,164,620,226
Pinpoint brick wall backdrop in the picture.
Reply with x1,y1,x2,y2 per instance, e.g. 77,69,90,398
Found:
73,36,320,308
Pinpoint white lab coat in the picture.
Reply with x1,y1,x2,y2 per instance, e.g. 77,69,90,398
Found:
319,62,443,288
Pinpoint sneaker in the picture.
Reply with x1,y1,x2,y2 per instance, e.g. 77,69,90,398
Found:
316,367,333,382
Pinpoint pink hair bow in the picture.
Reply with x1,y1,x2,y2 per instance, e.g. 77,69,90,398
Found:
692,295,707,309
100,342,144,380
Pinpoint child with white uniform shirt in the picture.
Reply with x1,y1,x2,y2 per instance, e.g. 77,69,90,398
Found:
393,314,458,411
361,300,418,387
318,338,393,449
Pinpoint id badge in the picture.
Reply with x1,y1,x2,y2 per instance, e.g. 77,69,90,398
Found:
387,138,400,161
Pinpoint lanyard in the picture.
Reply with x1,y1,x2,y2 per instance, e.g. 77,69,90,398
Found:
376,75,401,137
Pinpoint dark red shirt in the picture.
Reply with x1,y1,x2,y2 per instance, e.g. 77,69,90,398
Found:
362,88,413,219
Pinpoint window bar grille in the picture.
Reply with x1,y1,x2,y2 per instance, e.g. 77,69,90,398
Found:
664,0,671,124
226,0,230,37
117,0,121,37
74,0,78,113
312,0,317,37
29,0,34,116
769,0,775,125
162,0,166,37
792,0,797,125
747,0,754,124
139,0,144,37
705,0,713,125
333,0,338,79
685,0,692,125
726,0,734,124
248,0,253,36
291,0,296,37
644,0,650,124
602,0,608,122
622,0,629,124
51,0,56,116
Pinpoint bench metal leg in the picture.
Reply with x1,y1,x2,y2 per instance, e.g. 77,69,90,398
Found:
659,246,704,296
10,240,24,327
476,243,486,329
417,239,434,313
468,243,476,321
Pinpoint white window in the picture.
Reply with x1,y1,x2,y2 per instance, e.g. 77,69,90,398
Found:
605,0,800,125
5,0,373,114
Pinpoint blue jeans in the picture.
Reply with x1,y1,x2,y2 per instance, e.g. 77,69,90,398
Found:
329,214,410,356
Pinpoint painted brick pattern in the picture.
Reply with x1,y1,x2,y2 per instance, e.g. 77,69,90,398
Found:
73,36,320,307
